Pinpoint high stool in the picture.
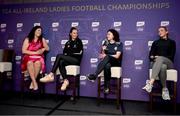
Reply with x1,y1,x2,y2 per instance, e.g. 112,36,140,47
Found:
97,67,122,109
56,65,80,102
149,69,178,113
0,49,14,92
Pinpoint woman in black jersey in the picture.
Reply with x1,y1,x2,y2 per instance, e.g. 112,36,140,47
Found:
40,27,83,91
87,29,123,93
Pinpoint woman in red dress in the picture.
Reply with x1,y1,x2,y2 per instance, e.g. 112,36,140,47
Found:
21,26,49,90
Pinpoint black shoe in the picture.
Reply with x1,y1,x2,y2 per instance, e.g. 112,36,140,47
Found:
104,87,109,94
87,74,96,82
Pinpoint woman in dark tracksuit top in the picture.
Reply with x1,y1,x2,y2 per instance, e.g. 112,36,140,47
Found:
87,29,123,93
40,27,83,91
142,26,176,100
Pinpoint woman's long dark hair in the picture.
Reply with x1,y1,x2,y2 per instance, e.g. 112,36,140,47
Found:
107,29,120,42
27,26,43,42
69,27,79,40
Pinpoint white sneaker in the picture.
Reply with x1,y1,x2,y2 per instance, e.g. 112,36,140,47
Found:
162,88,171,100
40,74,54,83
142,80,153,93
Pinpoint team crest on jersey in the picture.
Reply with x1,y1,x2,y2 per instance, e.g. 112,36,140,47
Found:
114,46,117,51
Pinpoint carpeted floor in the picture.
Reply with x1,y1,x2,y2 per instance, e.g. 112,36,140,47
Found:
0,92,179,115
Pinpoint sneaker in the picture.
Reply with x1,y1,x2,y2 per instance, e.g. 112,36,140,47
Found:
104,87,109,94
162,88,171,100
87,74,96,82
40,74,54,83
61,79,69,91
142,80,153,93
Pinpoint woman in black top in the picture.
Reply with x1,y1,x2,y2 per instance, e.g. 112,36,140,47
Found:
87,29,123,93
40,27,83,91
142,26,176,100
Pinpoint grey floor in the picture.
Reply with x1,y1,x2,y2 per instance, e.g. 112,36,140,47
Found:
0,92,179,115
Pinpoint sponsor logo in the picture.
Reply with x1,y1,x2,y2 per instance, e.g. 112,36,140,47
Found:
90,58,98,63
51,57,56,62
91,21,99,31
15,56,21,60
161,21,169,26
134,60,143,65
92,22,100,27
34,23,41,26
82,40,88,45
136,21,145,27
123,78,131,84
71,22,79,27
136,21,145,31
124,41,133,46
123,84,130,88
52,22,59,27
114,21,122,27
0,23,6,28
17,23,23,28
80,75,87,80
8,39,14,44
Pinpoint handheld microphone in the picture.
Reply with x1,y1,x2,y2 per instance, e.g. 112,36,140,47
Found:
102,39,109,46
101,39,109,54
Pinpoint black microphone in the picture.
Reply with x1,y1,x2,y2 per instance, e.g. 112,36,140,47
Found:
102,39,109,46
101,39,109,54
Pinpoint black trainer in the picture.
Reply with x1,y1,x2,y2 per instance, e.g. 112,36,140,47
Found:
87,74,96,82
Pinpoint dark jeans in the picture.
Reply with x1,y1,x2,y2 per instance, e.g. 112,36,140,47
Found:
95,55,120,88
51,54,80,79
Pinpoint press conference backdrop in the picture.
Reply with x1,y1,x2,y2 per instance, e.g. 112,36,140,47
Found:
0,0,180,102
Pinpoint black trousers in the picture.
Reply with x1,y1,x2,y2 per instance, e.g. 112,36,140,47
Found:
95,55,120,87
51,54,80,79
